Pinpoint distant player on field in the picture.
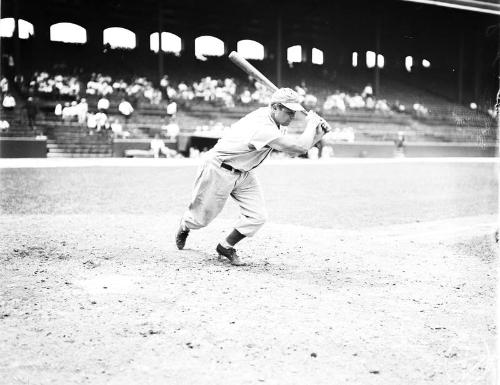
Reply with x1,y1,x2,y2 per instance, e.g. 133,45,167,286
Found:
175,88,330,265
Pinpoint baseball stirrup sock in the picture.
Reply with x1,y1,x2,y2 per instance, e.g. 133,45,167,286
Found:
226,229,246,246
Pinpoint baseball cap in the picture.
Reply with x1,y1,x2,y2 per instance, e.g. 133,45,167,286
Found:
270,88,303,112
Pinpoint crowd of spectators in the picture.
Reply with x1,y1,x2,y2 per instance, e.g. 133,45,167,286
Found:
1,66,496,149
322,84,392,114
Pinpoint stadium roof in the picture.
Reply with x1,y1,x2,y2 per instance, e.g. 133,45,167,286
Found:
402,0,500,15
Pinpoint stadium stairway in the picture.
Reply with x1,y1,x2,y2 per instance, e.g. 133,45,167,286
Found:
43,122,113,158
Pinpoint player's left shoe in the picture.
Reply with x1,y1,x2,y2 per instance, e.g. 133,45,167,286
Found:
216,243,246,266
175,225,190,250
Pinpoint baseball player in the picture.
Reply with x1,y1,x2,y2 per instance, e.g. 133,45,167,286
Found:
175,88,330,265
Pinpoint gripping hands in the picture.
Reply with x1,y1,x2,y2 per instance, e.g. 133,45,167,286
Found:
306,111,331,134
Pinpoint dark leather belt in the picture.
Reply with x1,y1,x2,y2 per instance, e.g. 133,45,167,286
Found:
221,162,241,173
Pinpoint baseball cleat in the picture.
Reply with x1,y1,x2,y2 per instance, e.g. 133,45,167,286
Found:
175,226,190,250
216,243,246,266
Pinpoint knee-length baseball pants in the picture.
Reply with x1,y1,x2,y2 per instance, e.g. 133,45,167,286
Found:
181,157,268,237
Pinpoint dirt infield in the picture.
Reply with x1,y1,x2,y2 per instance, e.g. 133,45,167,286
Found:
0,158,498,384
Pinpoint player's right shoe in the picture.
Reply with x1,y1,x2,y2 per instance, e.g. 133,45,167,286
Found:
175,225,190,250
216,243,246,266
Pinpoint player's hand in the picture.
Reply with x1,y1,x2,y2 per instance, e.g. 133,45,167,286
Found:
319,119,331,134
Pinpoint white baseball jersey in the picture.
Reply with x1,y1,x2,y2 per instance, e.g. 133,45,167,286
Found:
212,107,286,171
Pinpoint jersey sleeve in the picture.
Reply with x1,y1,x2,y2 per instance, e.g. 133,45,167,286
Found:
249,122,282,150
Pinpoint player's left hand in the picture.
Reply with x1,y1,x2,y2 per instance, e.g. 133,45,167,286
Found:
318,118,331,134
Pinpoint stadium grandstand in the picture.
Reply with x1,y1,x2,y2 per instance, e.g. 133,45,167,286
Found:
0,0,498,157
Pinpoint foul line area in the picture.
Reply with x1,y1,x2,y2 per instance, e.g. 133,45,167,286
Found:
0,157,499,169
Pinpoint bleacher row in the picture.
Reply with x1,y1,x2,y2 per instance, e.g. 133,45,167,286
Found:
0,67,497,158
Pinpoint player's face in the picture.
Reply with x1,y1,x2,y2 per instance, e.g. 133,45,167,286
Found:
273,104,296,126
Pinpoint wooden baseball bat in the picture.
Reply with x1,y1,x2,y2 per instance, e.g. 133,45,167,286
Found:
228,51,330,132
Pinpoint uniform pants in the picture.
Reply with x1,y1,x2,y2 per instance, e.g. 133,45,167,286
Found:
181,156,268,237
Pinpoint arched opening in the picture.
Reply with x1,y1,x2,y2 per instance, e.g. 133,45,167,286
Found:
287,45,302,63
312,48,323,65
366,51,376,68
237,39,264,60
405,56,413,72
377,54,384,68
150,32,182,54
103,27,136,49
0,18,34,39
50,22,87,44
195,36,224,60
352,52,358,67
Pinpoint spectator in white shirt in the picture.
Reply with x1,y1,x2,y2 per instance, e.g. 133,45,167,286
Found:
87,113,97,132
362,84,373,99
55,103,62,117
95,111,108,132
2,93,16,110
77,98,88,124
150,134,176,158
97,96,110,111
118,99,134,125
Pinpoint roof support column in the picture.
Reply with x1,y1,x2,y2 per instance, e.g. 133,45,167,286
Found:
182,33,195,58
457,29,464,104
157,1,164,83
12,0,20,77
276,10,282,87
374,20,381,96
473,26,483,102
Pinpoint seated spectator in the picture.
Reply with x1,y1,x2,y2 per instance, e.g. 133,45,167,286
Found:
365,95,375,110
375,99,391,113
118,98,134,125
166,85,178,100
392,100,406,112
95,111,108,132
110,119,129,138
150,134,176,158
321,145,334,158
2,92,16,110
346,93,365,109
162,118,180,140
413,103,428,117
0,119,10,132
361,83,373,99
0,77,9,95
304,94,317,109
87,112,97,132
323,91,346,112
166,101,177,117
240,88,252,104
61,102,77,121
100,82,113,96
295,84,307,102
54,103,63,117
97,96,110,111
307,146,319,160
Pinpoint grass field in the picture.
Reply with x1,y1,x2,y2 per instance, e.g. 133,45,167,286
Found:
0,157,498,384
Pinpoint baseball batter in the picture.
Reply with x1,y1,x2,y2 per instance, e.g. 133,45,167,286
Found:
175,88,330,265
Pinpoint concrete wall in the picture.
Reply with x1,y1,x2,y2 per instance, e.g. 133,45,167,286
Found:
112,139,176,157
330,142,498,158
0,137,47,158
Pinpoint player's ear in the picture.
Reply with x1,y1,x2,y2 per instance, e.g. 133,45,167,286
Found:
271,103,280,111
